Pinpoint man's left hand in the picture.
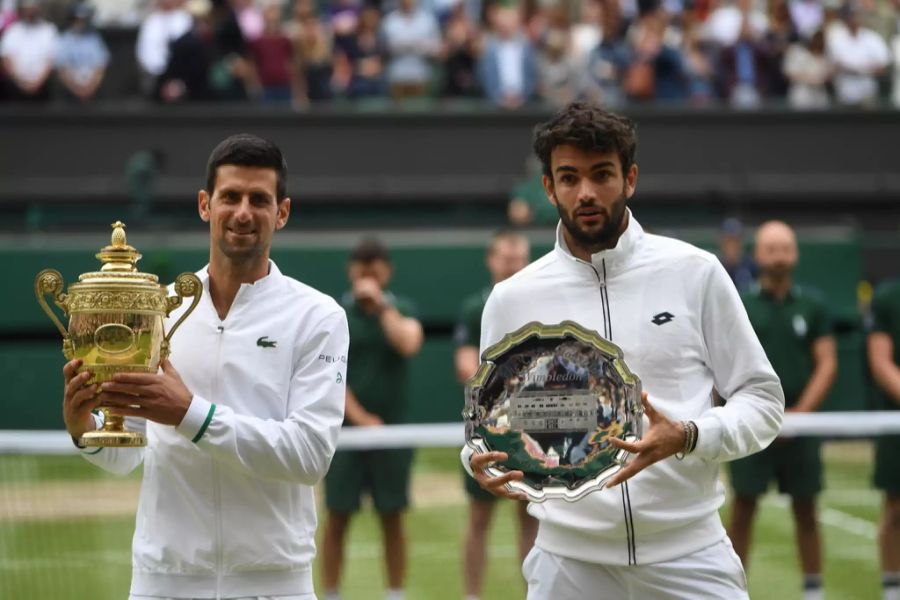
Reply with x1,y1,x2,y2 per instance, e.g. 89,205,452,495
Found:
99,359,193,426
605,393,686,487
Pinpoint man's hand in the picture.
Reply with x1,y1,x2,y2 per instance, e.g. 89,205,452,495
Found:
63,359,100,440
606,393,686,487
352,277,385,313
99,359,193,426
470,451,528,501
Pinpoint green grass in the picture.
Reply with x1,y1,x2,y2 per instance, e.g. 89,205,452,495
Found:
0,442,885,599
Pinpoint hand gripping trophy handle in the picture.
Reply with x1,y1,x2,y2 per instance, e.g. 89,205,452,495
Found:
161,272,203,359
34,269,74,359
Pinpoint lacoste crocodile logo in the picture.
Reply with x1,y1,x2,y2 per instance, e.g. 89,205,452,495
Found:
257,336,277,348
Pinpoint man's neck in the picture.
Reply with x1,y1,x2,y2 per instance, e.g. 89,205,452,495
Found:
563,212,629,262
207,254,270,319
759,274,793,300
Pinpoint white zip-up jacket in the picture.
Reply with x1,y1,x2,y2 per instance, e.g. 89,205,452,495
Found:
462,211,783,565
81,262,349,598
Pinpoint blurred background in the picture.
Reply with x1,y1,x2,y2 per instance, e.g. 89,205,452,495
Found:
0,0,899,598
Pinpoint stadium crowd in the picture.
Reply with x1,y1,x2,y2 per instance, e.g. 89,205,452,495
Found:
1,0,899,108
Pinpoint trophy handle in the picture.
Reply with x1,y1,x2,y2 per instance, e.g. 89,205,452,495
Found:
161,272,203,359
34,268,70,340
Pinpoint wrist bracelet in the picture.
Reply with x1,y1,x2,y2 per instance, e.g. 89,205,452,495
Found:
675,420,698,460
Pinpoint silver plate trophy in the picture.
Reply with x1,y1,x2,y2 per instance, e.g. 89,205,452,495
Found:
464,321,643,502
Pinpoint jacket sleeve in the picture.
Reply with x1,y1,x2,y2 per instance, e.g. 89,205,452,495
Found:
80,414,147,475
175,309,349,485
693,260,784,462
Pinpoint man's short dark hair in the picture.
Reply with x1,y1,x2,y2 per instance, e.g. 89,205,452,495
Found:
532,102,637,179
205,133,288,201
350,238,391,264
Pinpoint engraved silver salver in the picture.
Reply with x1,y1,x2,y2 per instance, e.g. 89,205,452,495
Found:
464,321,643,502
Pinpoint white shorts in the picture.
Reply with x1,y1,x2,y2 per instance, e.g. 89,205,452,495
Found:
523,537,748,600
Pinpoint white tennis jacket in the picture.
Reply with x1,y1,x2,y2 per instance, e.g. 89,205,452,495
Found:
80,262,349,598
462,211,784,565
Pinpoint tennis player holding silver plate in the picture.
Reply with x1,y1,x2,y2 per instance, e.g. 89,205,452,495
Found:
463,321,643,502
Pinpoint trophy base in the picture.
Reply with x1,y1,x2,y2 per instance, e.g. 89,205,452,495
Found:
80,430,147,447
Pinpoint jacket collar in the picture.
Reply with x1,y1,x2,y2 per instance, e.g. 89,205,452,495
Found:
553,208,644,272
197,260,282,296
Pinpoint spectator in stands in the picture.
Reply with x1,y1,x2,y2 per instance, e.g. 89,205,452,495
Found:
729,220,836,600
155,0,215,102
249,1,301,105
289,0,336,102
335,2,385,99
90,0,145,27
622,4,688,104
440,0,480,98
784,28,832,108
789,0,824,40
683,24,717,105
328,0,361,56
206,0,251,100
703,0,768,48
55,2,109,103
234,0,264,42
581,0,629,108
479,4,537,109
827,3,890,107
718,15,769,108
136,0,193,95
382,0,440,100
867,278,900,600
717,217,757,292
322,238,424,600
0,0,15,33
429,0,461,26
570,0,602,68
537,24,580,107
0,0,57,102
759,0,798,101
454,231,537,600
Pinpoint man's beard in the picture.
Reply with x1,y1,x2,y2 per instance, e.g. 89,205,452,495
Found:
556,191,628,250
760,263,792,280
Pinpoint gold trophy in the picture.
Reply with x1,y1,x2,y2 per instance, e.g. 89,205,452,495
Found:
34,221,202,447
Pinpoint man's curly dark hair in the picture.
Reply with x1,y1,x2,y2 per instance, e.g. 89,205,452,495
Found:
532,102,638,180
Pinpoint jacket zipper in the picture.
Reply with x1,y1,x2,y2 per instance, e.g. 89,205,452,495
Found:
587,257,638,565
213,323,225,599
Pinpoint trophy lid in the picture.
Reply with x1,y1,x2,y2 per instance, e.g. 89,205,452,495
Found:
74,221,158,285
96,221,142,272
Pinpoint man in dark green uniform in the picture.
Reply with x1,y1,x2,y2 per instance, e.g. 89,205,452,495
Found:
321,239,424,600
728,221,837,600
868,278,900,600
454,230,537,600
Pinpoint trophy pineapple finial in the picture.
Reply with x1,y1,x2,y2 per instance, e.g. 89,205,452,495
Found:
110,221,127,248
97,220,141,272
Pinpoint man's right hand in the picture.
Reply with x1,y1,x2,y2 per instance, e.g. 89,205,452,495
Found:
470,451,528,501
63,359,100,442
